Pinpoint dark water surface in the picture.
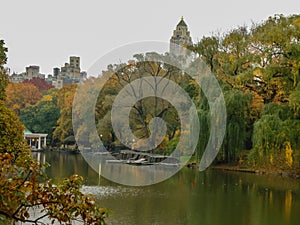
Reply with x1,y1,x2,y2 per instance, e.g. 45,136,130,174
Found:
33,151,300,225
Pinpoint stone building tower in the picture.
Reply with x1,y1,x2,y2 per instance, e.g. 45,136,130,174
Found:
170,17,193,57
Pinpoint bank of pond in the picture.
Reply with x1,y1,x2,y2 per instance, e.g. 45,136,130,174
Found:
28,151,300,225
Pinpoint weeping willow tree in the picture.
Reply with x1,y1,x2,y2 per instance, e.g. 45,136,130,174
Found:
195,87,251,164
219,89,252,163
195,89,210,162
250,114,285,165
289,83,300,119
249,100,300,168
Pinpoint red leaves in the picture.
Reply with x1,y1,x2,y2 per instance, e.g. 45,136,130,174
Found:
23,77,54,92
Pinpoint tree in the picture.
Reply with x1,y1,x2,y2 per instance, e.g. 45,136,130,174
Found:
249,103,299,168
5,82,42,115
190,35,220,72
247,14,300,103
0,40,8,101
219,89,252,163
23,77,54,93
0,100,30,160
289,83,300,118
20,93,60,144
94,54,187,152
53,84,77,145
0,40,107,224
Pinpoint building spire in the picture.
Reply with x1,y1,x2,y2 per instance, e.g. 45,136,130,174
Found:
170,17,192,56
177,16,187,27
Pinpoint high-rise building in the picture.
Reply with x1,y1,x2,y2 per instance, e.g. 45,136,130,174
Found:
9,65,45,82
54,56,85,88
53,67,60,77
59,56,81,81
170,17,193,57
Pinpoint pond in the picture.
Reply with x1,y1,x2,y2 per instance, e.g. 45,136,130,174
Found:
33,151,300,225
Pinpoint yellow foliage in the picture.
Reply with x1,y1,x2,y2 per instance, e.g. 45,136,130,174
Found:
269,154,273,165
41,95,53,102
293,18,300,28
253,68,262,76
285,141,293,168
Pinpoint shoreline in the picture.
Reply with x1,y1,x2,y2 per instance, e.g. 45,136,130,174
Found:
33,150,300,179
209,164,300,179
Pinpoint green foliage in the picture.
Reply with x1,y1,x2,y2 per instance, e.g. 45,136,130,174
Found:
289,83,300,118
195,89,210,161
191,36,220,72
20,94,60,144
91,58,189,152
0,100,30,160
0,39,107,224
250,112,300,168
188,14,300,169
219,89,252,163
0,40,8,101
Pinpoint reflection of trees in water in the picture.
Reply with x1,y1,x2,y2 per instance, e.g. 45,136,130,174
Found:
36,152,300,225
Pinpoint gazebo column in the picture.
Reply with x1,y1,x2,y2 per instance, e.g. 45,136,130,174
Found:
43,136,47,147
38,136,41,150
29,138,32,147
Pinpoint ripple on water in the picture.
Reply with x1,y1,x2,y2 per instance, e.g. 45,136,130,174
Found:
80,185,141,199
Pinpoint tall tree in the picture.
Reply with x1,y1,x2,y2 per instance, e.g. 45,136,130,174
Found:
0,40,107,225
53,84,77,144
20,93,60,144
0,40,8,101
191,35,220,72
5,82,42,115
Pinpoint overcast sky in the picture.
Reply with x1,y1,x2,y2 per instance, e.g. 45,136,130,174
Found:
1,0,300,75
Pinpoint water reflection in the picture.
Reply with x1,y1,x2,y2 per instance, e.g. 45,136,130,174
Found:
32,152,300,225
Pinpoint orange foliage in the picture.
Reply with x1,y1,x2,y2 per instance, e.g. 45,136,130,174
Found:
5,82,42,115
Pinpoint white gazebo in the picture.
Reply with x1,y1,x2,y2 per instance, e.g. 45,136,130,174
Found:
24,129,48,150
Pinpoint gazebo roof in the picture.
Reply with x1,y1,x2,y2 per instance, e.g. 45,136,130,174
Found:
24,133,48,138
24,129,47,138
24,129,33,134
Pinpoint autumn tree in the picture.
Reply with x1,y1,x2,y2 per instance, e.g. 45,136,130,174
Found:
53,84,77,145
93,53,190,152
23,77,54,93
5,82,42,115
190,35,220,72
0,40,107,224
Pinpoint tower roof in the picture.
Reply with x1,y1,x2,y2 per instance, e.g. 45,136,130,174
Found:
177,17,187,27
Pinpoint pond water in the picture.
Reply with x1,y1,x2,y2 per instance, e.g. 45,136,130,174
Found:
33,151,300,225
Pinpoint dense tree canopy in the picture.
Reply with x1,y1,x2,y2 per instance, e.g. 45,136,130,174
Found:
190,14,300,167
0,40,107,224
2,14,300,176
53,84,77,145
20,92,60,144
5,82,42,115
23,77,54,92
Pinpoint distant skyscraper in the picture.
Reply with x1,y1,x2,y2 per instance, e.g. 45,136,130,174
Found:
54,56,85,88
170,17,193,57
60,56,81,80
53,67,60,77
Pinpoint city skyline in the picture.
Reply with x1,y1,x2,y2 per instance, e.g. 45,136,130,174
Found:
1,0,300,75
